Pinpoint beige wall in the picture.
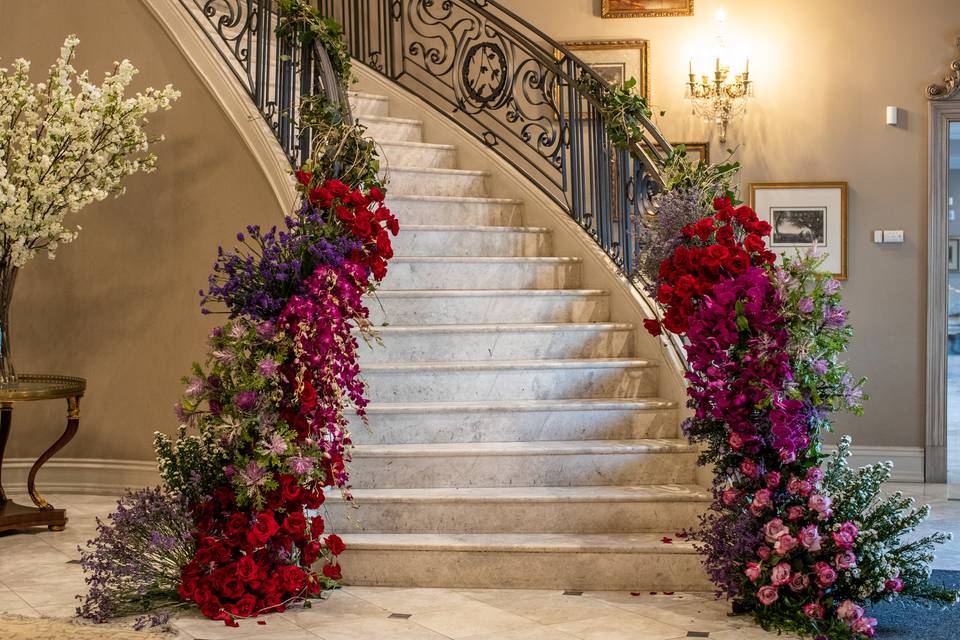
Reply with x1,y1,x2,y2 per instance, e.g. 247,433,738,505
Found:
0,0,279,461
497,0,960,449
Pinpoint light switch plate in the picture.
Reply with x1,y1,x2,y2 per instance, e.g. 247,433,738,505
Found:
873,230,884,243
882,229,905,243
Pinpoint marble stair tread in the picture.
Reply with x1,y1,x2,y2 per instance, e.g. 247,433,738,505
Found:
397,223,548,233
382,257,583,291
338,532,699,554
330,484,710,504
363,321,633,335
388,165,489,177
361,397,675,413
388,194,523,205
360,357,655,373
389,256,580,264
378,140,458,151
351,438,696,458
356,114,423,127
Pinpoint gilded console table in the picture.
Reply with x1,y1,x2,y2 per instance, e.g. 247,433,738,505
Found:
0,374,86,533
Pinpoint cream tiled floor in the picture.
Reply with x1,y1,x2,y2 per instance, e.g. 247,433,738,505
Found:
1,485,956,639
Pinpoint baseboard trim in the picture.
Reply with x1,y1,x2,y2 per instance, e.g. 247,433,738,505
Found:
822,445,925,483
3,458,160,496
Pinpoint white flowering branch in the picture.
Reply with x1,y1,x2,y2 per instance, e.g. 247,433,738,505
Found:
0,35,180,268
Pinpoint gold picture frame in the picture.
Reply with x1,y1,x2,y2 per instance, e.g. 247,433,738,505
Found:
601,0,694,18
556,39,650,103
749,182,848,280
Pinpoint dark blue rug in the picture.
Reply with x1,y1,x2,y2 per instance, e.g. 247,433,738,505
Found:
872,570,960,639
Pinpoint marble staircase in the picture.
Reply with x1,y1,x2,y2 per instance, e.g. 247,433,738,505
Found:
329,91,712,591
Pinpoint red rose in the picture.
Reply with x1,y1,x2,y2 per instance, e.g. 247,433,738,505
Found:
280,475,301,503
279,565,307,593
643,318,662,336
715,224,735,245
751,219,772,236
283,511,307,537
326,179,350,198
370,255,388,281
236,554,259,582
663,308,688,335
221,574,246,600
346,190,368,207
302,539,322,565
674,274,699,298
724,250,750,274
233,593,258,618
309,187,333,207
249,511,280,545
705,244,729,265
335,205,355,223
734,205,757,227
322,563,342,581
369,186,385,202
743,233,766,253
324,534,346,556
225,512,248,539
295,170,312,187
694,217,715,241
310,514,326,538
304,489,325,510
713,196,731,211
681,223,696,239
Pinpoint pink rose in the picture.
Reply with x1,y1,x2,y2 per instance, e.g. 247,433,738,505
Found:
789,572,810,593
837,599,864,622
729,432,744,449
745,561,762,582
770,562,792,586
806,466,824,483
788,476,814,496
851,616,878,637
774,534,798,556
839,521,859,539
835,550,857,570
787,506,805,521
765,472,782,490
757,585,779,606
779,448,796,464
808,494,832,513
802,602,824,619
814,561,837,587
740,459,759,478
885,575,904,593
763,518,789,544
750,489,772,515
721,488,739,506
832,530,856,550
757,545,772,561
799,524,822,551
818,508,834,522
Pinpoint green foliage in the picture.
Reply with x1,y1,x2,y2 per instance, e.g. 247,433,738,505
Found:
154,424,228,507
823,438,959,607
299,94,382,190
575,73,654,152
276,0,351,83
661,144,742,206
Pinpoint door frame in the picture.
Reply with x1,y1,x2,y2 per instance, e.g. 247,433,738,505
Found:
925,38,960,482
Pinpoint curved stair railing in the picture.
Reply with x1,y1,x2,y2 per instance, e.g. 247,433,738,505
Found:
178,0,351,167
177,0,688,370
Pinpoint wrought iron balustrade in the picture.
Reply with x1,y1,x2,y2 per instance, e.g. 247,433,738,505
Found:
178,0,350,167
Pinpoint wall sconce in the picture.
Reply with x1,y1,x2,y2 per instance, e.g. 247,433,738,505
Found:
685,10,752,143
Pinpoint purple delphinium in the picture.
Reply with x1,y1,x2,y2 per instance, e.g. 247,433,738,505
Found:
77,488,194,624
200,207,362,320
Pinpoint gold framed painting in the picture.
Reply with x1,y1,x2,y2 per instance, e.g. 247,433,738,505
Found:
601,0,694,18
749,182,848,280
558,39,649,102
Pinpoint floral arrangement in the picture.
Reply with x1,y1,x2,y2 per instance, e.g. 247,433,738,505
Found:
642,190,958,638
0,36,178,268
78,7,398,626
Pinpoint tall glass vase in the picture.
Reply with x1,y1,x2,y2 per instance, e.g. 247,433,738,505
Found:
0,264,19,389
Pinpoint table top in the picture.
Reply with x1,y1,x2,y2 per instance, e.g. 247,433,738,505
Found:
0,374,86,402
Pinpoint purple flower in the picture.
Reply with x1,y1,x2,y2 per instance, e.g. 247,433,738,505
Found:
184,377,204,397
797,297,815,313
288,455,316,475
262,433,288,456
240,460,268,488
257,357,279,378
234,390,258,412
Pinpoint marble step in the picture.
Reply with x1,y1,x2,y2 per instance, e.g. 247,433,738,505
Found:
387,195,523,226
336,532,712,590
349,439,697,488
361,358,659,402
349,398,678,444
326,485,710,534
359,114,423,143
378,141,457,169
357,323,634,362
391,224,551,257
382,257,581,290
387,167,489,198
348,91,389,117
368,289,610,325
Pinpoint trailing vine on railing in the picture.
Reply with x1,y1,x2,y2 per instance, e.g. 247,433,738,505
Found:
575,74,656,151
276,0,352,84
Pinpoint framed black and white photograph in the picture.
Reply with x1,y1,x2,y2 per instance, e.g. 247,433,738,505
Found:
770,207,827,246
749,182,848,279
950,238,960,272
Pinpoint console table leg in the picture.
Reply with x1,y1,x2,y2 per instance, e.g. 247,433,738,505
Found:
0,405,10,504
27,396,79,519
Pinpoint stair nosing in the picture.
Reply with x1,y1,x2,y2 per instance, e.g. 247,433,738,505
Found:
336,532,699,554
390,256,581,263
387,194,522,204
352,438,695,458
359,398,677,413
370,289,608,298
388,166,488,177
362,357,656,372
358,114,422,125
376,140,457,151
399,224,549,233
330,485,710,504
364,322,633,334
